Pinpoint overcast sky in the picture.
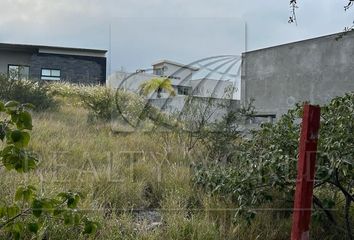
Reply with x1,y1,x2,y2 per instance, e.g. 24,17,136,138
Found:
0,0,353,73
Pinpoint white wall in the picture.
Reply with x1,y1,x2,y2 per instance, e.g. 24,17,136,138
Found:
107,71,174,98
149,96,241,122
190,78,237,99
108,71,155,92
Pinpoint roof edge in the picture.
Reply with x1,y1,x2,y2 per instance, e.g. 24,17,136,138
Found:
152,59,199,71
243,30,354,55
0,42,107,53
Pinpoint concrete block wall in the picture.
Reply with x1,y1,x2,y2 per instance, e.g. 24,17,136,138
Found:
241,31,354,118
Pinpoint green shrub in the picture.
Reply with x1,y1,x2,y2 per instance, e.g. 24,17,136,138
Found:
0,74,57,111
193,92,354,238
48,82,170,127
202,110,249,163
81,86,118,122
48,82,124,121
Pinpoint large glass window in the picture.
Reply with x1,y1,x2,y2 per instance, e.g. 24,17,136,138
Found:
8,65,30,80
41,69,61,81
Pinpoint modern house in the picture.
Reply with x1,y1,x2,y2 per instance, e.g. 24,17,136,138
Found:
0,43,107,84
108,59,240,119
109,60,198,97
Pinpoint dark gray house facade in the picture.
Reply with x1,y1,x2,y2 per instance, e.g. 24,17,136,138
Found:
0,43,107,84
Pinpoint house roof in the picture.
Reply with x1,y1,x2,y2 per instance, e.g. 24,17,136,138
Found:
0,42,107,58
152,59,199,71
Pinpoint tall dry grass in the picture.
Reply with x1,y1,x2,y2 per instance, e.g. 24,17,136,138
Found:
0,90,293,239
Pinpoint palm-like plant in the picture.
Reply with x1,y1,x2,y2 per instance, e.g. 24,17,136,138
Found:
139,78,176,98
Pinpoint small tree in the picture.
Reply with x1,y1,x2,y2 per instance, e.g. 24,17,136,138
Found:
139,78,176,98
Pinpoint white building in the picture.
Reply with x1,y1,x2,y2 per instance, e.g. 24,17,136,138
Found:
108,59,240,117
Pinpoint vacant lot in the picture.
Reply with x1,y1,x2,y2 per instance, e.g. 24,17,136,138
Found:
0,81,353,239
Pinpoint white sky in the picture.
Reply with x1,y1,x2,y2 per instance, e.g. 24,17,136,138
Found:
0,0,353,72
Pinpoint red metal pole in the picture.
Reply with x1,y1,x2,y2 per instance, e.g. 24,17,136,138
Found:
291,104,321,240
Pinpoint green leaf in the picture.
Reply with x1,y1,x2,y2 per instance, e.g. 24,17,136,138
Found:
1,145,17,170
0,206,5,217
7,205,20,218
11,222,23,240
58,192,81,209
1,146,38,172
28,222,39,233
53,208,64,216
17,111,33,130
10,130,22,143
23,155,38,172
83,220,99,235
63,212,74,225
10,130,30,147
15,186,36,202
83,222,94,234
41,199,54,214
15,187,24,202
323,198,336,209
23,187,36,202
67,195,80,209
32,199,43,218
74,213,81,225
10,112,19,124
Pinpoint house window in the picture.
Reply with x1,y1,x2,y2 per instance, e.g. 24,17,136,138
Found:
41,69,61,81
177,86,191,95
154,68,164,76
8,65,30,80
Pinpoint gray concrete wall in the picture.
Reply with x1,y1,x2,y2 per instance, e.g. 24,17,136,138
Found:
241,31,354,118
